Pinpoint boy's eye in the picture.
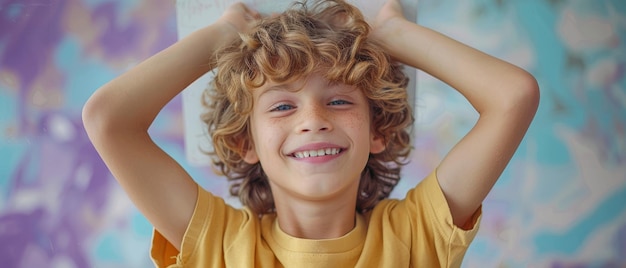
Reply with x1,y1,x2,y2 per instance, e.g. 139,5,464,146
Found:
328,99,351,105
270,104,295,112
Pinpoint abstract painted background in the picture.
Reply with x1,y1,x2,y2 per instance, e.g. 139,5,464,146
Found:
0,0,624,267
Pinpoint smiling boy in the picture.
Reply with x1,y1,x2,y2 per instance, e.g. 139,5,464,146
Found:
244,73,385,239
83,0,539,267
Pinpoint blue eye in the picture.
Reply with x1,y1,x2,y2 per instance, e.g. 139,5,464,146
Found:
271,104,294,111
329,99,351,105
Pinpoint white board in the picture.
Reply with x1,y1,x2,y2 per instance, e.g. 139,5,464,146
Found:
177,0,418,166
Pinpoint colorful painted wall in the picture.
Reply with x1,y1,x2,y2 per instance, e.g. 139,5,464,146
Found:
1,0,624,267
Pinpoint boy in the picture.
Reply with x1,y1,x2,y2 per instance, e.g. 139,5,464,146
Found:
83,0,539,267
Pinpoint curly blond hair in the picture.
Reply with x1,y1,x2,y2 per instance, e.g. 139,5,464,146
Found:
202,0,413,215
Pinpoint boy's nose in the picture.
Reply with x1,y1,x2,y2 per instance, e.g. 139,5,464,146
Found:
297,104,332,133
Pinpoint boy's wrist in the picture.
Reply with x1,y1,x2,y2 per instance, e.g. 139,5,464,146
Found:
191,22,240,53
212,20,243,38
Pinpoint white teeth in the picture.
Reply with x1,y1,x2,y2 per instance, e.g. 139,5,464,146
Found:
293,148,341,158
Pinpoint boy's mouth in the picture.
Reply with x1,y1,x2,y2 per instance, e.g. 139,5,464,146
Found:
291,148,343,159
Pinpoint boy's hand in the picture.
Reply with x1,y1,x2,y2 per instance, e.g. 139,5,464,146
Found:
217,2,262,34
370,0,406,46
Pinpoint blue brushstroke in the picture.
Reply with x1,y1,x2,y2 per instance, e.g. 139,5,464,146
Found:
534,185,626,255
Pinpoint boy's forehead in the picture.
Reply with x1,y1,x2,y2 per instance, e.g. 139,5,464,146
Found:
254,73,358,95
257,78,307,92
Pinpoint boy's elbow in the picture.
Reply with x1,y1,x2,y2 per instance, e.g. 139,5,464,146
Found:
82,90,105,139
82,87,120,141
515,70,540,113
497,69,540,115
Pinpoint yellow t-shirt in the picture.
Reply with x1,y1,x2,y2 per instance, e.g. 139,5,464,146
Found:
151,170,481,267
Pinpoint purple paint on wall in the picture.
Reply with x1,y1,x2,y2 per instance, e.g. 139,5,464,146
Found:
0,0,67,134
0,112,114,268
93,2,142,58
1,0,178,266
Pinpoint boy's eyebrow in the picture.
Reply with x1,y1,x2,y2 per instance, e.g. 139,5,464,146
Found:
257,80,358,98
257,84,295,98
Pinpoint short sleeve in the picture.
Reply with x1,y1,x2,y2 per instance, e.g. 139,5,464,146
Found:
151,230,181,267
400,170,482,267
150,185,247,268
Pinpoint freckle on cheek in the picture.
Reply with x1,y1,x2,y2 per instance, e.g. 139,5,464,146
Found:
346,111,367,130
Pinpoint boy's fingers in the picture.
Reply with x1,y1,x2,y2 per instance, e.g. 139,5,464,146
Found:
240,3,261,19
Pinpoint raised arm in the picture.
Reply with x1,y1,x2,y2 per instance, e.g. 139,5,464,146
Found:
371,0,539,228
82,4,261,249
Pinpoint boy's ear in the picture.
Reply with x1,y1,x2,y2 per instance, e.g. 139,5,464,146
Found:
242,143,259,164
370,135,386,154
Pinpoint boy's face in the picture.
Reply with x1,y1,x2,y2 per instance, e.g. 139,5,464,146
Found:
243,73,385,203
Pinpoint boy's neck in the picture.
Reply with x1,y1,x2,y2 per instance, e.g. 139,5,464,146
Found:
272,194,358,240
